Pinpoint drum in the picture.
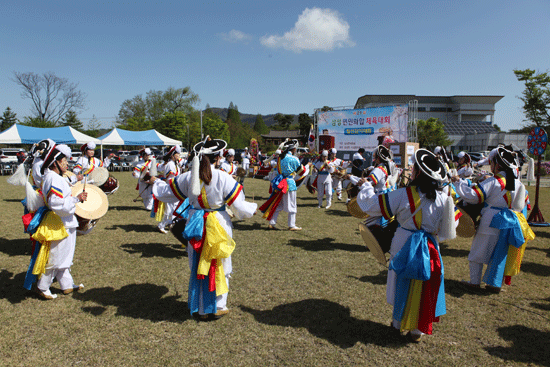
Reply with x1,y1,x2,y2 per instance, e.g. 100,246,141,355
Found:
100,176,119,195
88,166,109,186
71,183,109,236
358,219,398,266
170,218,187,245
456,207,476,238
346,197,367,219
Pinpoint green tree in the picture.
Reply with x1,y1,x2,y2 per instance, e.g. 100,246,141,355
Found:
84,115,102,137
253,114,269,134
226,102,242,125
12,71,86,125
124,116,152,131
117,86,199,127
0,107,18,131
62,110,84,130
416,118,452,150
153,111,188,145
297,113,313,135
274,113,294,130
514,69,550,128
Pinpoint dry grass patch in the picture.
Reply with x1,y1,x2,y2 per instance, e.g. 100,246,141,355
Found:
0,172,549,366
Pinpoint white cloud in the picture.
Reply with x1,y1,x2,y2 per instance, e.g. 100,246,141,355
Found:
260,8,355,53
219,29,253,43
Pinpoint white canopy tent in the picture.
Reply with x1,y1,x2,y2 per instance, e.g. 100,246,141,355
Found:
98,128,182,146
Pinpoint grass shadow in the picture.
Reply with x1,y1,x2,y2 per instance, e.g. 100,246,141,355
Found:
532,230,550,239
232,222,266,231
109,205,143,211
519,261,550,277
439,242,470,258
241,299,406,348
105,224,157,233
287,237,367,253
485,325,550,366
74,283,192,323
530,296,550,311
349,269,388,285
3,198,23,203
0,237,33,257
444,279,494,299
120,242,187,258
0,270,31,304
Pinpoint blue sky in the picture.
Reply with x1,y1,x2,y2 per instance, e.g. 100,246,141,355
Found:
1,0,549,132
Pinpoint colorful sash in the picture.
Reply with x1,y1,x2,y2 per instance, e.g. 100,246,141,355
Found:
390,230,445,334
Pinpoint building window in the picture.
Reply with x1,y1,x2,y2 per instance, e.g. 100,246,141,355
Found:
418,107,426,112
429,107,448,112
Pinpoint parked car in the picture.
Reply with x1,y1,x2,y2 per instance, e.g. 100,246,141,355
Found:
125,150,141,164
118,150,131,158
296,147,309,155
0,148,21,164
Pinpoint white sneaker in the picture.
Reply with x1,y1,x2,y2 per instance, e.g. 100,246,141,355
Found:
337,195,342,201
325,205,331,209
158,227,168,234
317,205,322,208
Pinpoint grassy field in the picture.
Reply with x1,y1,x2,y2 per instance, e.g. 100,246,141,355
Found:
1,171,549,367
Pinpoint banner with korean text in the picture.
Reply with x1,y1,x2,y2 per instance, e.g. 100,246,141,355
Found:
317,105,408,152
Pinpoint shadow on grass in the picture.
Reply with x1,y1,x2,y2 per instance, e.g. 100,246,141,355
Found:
444,279,494,299
3,198,23,203
519,261,550,277
233,222,266,231
287,237,367,252
241,299,406,348
526,245,550,258
0,270,29,304
0,237,32,257
74,283,192,322
120,242,187,258
105,224,157,233
439,242,470,258
349,269,388,285
532,230,550,239
109,205,143,211
485,325,550,366
530,296,550,311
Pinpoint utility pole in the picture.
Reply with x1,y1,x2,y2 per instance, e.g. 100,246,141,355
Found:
200,109,203,139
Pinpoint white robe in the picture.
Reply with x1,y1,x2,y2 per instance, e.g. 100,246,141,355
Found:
132,159,154,210
153,167,257,313
357,181,448,305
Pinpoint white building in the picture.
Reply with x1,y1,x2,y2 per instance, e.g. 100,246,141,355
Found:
354,94,528,153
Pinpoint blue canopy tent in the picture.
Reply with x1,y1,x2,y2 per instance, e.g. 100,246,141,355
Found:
97,128,182,146
0,123,101,145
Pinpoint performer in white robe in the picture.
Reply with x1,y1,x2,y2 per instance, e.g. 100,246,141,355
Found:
220,149,238,178
72,141,113,177
35,144,87,299
314,150,334,209
241,147,251,171
328,148,347,201
357,148,454,341
456,151,474,179
452,147,532,293
152,137,257,319
157,145,182,233
29,139,56,188
132,148,155,211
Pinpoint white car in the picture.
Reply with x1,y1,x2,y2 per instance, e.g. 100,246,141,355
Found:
0,148,21,164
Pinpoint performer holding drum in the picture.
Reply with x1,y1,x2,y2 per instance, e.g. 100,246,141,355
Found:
220,149,238,179
157,145,182,233
28,144,88,299
452,147,535,293
73,142,114,177
356,148,456,342
151,136,257,320
132,148,155,211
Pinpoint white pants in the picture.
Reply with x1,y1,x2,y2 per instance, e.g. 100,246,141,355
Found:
332,177,342,197
269,191,297,228
159,201,177,229
37,228,78,292
317,178,332,207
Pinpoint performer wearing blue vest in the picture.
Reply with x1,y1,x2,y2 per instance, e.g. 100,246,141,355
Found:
259,139,309,230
